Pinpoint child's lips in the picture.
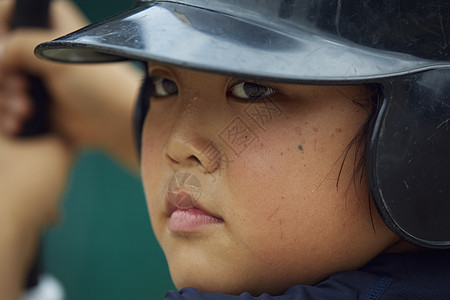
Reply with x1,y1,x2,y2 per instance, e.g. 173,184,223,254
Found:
166,191,224,232
168,208,224,232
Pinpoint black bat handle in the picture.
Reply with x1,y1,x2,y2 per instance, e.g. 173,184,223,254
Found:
11,0,51,137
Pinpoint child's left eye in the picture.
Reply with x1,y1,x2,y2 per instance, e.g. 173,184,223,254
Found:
229,81,277,101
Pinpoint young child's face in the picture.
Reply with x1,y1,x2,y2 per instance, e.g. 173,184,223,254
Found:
140,64,400,295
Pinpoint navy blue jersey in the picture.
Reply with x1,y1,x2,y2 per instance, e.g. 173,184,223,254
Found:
165,250,450,299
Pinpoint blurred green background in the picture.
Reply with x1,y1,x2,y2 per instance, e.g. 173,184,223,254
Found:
42,1,174,299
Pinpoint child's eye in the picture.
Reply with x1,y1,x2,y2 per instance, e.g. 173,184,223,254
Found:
229,81,278,101
151,77,178,97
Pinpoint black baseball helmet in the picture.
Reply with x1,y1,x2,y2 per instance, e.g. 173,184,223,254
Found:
35,0,450,248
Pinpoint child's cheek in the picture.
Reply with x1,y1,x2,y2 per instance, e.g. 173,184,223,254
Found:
223,111,360,246
225,120,325,231
141,114,174,226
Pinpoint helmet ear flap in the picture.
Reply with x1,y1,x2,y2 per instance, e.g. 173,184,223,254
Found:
368,68,450,248
134,63,152,157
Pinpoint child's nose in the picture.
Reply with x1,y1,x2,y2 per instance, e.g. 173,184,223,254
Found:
163,103,224,174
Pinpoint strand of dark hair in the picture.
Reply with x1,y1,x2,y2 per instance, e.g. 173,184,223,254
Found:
336,84,383,232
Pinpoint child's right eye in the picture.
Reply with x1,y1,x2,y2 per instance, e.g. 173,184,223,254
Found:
151,77,178,97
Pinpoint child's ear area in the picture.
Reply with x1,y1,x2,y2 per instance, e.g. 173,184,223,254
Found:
382,238,425,254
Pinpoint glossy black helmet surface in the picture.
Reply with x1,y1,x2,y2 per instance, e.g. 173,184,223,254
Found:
36,0,449,82
35,0,450,248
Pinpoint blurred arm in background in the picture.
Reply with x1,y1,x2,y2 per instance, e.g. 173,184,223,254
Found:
0,0,141,297
0,0,141,168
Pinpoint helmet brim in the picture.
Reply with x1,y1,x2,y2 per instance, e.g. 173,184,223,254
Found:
35,1,444,83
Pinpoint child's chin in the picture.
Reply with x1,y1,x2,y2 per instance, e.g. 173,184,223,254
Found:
170,268,289,296
173,281,251,296
170,269,247,295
